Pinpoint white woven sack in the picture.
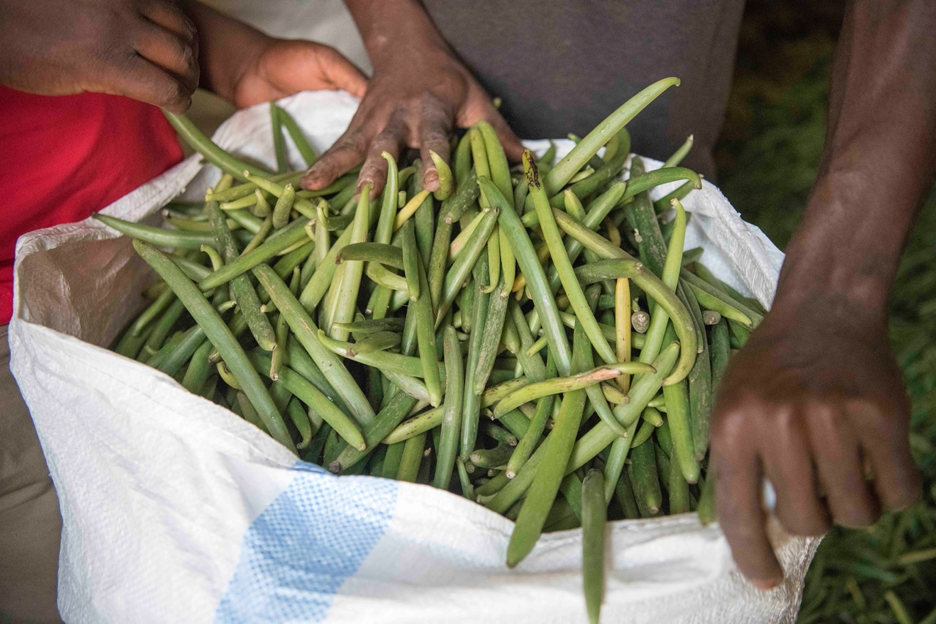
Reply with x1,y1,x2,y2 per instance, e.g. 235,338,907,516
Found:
10,90,816,624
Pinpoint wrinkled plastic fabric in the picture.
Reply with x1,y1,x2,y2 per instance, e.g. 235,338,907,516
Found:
10,90,816,624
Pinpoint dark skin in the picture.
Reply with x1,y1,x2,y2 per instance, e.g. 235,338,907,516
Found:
0,0,367,113
3,0,932,593
299,0,524,200
712,0,934,589
326,0,935,589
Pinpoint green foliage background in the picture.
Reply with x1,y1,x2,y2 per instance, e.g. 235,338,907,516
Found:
715,3,936,621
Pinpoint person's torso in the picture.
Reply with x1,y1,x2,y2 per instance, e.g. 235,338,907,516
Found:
423,0,746,176
0,87,183,325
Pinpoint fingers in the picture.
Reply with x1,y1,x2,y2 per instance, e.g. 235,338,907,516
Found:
134,23,199,94
315,43,367,98
140,1,198,44
248,40,367,104
301,122,369,191
759,408,830,536
853,400,922,511
712,413,784,589
357,111,408,198
104,55,193,113
806,405,881,528
419,99,454,193
458,82,524,162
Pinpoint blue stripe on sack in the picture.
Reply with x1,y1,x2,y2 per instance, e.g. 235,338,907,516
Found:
215,461,397,623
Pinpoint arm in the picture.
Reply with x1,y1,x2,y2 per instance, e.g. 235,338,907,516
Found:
300,0,523,198
712,0,935,589
0,0,364,115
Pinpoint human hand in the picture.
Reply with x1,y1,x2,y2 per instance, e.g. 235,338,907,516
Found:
299,28,522,199
710,297,921,589
0,0,199,113
231,38,366,109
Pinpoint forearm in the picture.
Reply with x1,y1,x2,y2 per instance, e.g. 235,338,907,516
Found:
343,0,449,63
181,1,270,103
775,0,936,323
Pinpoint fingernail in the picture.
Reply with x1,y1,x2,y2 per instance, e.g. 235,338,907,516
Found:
750,577,782,591
423,170,440,193
301,171,323,191
887,494,922,512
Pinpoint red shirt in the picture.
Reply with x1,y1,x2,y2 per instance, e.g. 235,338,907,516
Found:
0,86,183,325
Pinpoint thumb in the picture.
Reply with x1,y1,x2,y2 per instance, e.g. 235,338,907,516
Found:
459,82,523,162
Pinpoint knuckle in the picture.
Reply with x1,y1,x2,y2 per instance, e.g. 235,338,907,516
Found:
763,404,798,432
808,402,846,437
335,130,367,155
176,40,196,69
710,406,753,451
367,141,395,163
372,126,401,149
177,14,198,41
420,91,457,121
359,155,387,177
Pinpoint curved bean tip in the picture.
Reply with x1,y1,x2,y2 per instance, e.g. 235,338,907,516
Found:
327,460,341,474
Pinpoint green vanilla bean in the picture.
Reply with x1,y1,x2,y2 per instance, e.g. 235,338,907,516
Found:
132,240,294,453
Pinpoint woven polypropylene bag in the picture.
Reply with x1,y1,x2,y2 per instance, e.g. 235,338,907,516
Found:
10,90,816,624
